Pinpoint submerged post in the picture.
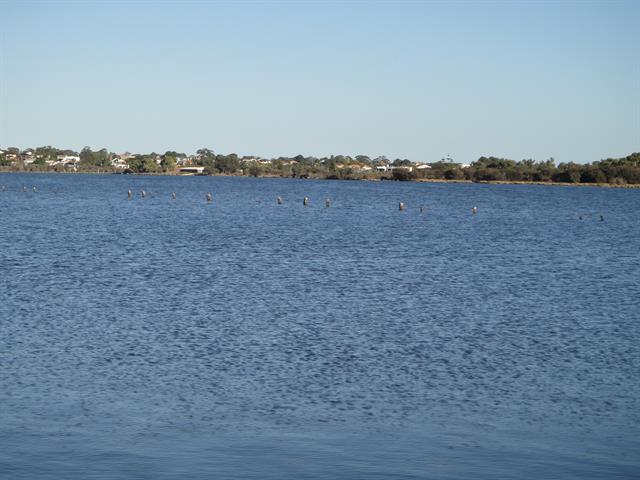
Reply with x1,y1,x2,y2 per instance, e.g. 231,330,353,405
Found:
472,206,478,215
171,192,176,200
141,190,146,198
325,198,331,208
303,196,309,206
276,196,283,205
206,192,212,203
399,202,406,211
128,189,133,199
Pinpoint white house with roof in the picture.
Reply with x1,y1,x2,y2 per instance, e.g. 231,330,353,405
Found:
111,156,130,169
21,150,35,164
56,155,80,165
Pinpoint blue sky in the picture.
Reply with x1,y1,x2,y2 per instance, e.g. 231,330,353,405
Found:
1,0,638,163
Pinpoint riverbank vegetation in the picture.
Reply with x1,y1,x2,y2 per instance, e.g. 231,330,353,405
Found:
1,146,638,186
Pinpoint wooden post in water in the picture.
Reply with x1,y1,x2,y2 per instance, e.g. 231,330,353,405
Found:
276,196,283,205
472,206,478,215
171,192,176,200
399,202,406,211
128,189,133,199
325,198,331,208
141,190,146,198
303,196,309,206
206,192,212,203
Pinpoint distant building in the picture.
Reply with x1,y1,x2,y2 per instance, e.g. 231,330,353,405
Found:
21,150,35,164
109,153,132,169
57,155,80,165
116,152,136,161
390,166,413,173
179,166,205,174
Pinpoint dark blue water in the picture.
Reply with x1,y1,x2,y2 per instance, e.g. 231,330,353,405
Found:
1,173,639,479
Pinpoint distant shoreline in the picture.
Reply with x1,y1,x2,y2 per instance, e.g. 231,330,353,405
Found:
416,178,640,189
1,169,639,189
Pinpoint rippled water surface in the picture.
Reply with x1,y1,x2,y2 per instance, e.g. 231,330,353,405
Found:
1,173,639,479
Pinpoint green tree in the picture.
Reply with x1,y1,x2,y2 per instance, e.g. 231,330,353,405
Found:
247,162,262,177
80,146,94,164
161,154,177,171
142,156,159,173
95,148,111,168
215,153,240,173
195,148,216,169
35,145,57,162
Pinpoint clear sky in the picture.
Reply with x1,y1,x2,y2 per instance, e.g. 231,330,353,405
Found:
1,0,638,163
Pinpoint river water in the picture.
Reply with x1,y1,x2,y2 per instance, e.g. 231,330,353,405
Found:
1,173,639,479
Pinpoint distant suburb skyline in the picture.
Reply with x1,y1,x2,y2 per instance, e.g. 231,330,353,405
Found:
1,1,638,164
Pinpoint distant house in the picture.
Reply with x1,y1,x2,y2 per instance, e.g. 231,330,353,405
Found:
375,165,389,172
21,150,35,164
117,152,135,161
112,159,129,169
415,164,432,170
108,153,133,169
179,166,205,174
390,165,413,173
57,155,80,165
111,156,130,169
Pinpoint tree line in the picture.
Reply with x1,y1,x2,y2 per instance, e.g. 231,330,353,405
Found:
415,154,640,185
1,146,638,185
